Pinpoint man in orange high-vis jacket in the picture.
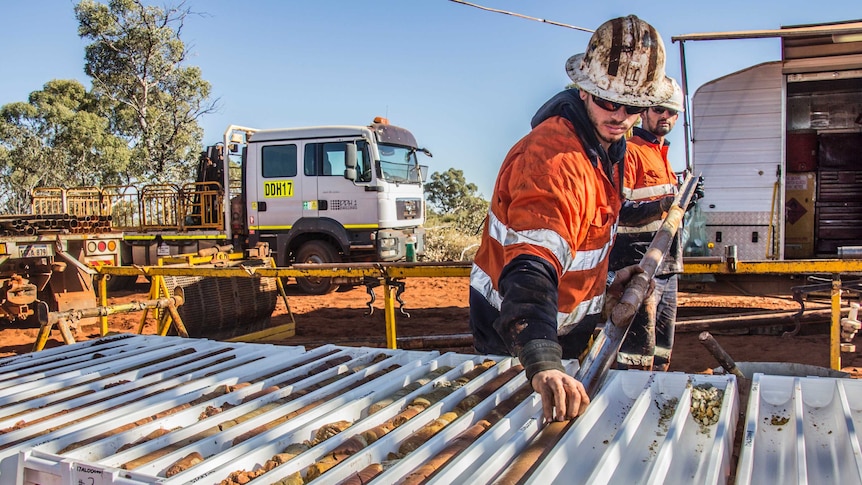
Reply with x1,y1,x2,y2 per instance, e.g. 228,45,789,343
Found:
613,79,704,371
470,15,674,423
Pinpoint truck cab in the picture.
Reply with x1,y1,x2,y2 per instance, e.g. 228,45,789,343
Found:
230,117,429,293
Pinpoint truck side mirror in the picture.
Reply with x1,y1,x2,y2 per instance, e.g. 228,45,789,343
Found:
344,143,357,181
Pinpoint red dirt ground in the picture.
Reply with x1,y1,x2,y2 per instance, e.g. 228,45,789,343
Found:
3,277,862,375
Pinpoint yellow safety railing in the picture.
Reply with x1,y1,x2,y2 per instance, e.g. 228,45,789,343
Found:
95,258,862,369
30,183,231,233
97,261,471,350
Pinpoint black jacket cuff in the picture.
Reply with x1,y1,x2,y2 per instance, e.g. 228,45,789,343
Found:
519,339,565,383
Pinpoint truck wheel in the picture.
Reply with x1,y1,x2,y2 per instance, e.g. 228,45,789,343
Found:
295,241,340,295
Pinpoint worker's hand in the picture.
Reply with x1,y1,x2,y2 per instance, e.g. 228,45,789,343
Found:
605,264,655,311
659,195,675,212
607,264,641,298
531,369,590,422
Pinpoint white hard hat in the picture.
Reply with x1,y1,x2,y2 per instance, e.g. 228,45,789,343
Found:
566,15,674,107
658,78,685,112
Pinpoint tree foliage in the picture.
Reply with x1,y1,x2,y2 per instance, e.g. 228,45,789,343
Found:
75,0,217,182
0,79,130,213
0,0,217,213
424,168,488,233
425,168,478,214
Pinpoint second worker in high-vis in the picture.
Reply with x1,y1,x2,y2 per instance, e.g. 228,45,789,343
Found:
613,79,704,371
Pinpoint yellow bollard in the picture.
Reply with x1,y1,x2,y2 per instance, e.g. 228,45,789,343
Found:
98,274,108,337
831,276,841,371
384,280,398,349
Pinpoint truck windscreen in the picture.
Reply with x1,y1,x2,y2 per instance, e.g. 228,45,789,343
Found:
377,144,428,184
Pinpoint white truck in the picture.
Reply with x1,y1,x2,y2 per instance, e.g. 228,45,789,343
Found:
675,19,862,262
112,117,431,294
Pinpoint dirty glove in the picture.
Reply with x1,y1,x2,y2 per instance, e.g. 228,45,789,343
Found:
659,195,675,213
688,176,705,210
602,265,654,320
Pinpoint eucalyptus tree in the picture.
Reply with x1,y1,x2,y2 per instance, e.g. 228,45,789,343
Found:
0,79,130,213
75,0,218,182
424,168,488,233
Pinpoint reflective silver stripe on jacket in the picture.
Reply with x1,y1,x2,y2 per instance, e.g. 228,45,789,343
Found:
472,209,614,330
622,183,676,201
486,209,615,273
486,209,573,270
557,293,605,332
617,219,663,234
470,264,502,309
470,264,605,332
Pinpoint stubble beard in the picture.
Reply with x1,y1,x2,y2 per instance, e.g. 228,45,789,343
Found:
650,123,671,137
646,116,674,137
585,105,628,147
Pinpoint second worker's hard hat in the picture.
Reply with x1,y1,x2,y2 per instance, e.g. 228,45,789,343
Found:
566,15,674,107
658,78,685,113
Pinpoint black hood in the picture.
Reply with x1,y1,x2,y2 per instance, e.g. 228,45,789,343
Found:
530,89,625,190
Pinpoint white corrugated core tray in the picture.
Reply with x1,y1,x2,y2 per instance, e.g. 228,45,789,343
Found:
736,373,862,484
0,334,840,484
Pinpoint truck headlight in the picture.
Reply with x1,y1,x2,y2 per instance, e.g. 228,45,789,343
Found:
378,237,397,249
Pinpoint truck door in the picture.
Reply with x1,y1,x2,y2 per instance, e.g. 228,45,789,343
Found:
249,142,305,232
316,140,378,228
300,143,319,218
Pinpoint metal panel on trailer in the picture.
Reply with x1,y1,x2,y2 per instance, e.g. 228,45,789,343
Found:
691,62,785,260
784,172,816,258
702,212,774,261
692,62,784,213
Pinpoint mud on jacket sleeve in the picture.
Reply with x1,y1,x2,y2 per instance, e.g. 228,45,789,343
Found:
494,254,565,381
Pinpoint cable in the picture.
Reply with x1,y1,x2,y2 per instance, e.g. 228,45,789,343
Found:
448,0,594,33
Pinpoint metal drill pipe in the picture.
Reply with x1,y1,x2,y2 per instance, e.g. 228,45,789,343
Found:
698,331,747,380
40,294,185,326
575,172,699,397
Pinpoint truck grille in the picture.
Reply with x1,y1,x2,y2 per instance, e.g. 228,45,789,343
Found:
396,199,421,220
3,335,858,484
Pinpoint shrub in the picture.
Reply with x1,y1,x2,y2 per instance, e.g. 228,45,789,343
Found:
424,225,481,262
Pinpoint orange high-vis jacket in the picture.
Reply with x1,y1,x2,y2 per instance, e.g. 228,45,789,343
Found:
612,127,683,274
471,116,621,335
624,133,677,208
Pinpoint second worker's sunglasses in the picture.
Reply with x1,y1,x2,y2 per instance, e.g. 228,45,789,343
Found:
650,106,679,116
590,94,648,115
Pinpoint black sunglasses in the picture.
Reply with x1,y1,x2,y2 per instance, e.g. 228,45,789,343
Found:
650,106,679,116
590,94,648,115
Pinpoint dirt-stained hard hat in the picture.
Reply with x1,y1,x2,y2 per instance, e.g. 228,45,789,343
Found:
658,78,685,112
566,15,674,107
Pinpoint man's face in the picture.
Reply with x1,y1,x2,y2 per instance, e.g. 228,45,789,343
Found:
642,106,679,137
580,90,644,148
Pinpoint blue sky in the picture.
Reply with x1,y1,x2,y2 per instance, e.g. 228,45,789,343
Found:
2,1,859,197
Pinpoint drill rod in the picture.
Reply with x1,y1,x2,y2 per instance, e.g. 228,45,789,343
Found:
575,172,699,397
